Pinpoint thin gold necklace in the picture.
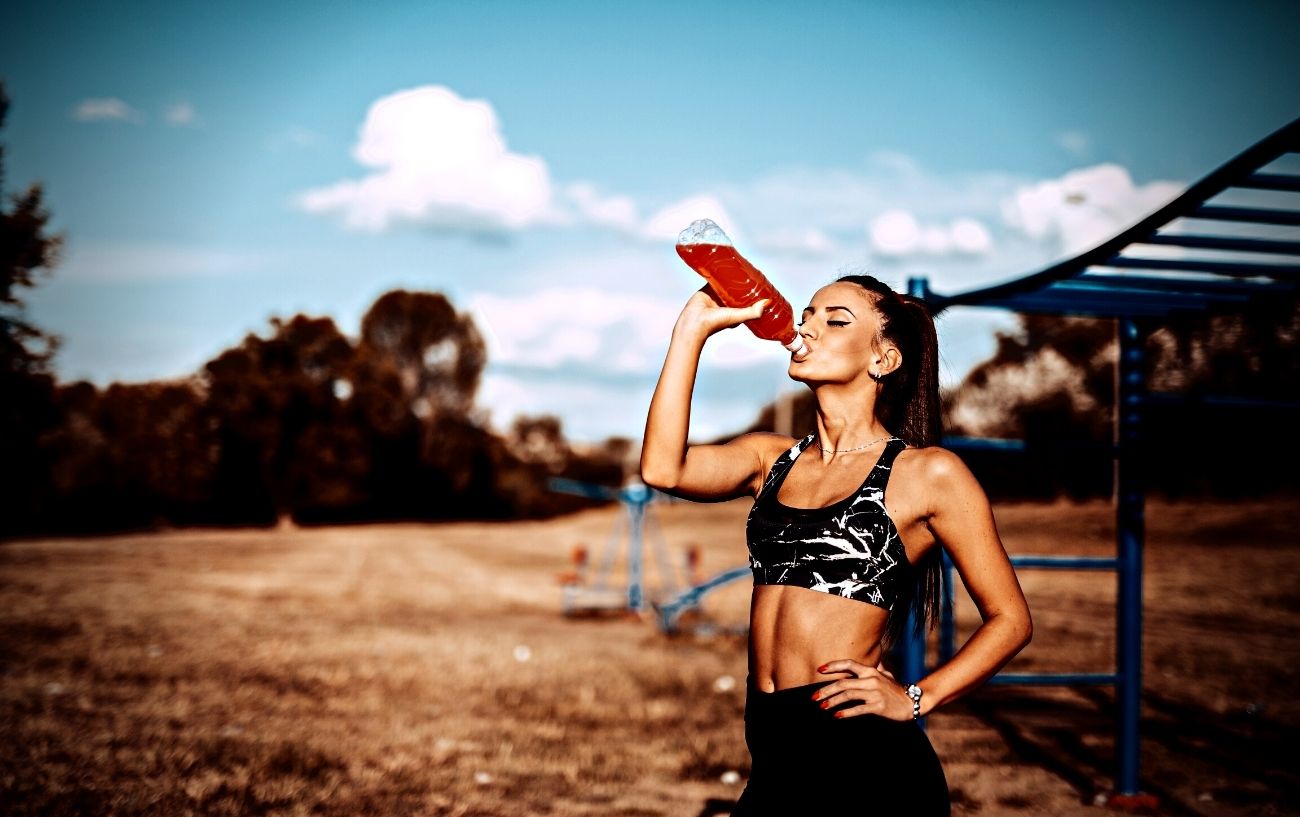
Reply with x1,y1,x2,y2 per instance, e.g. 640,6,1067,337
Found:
812,433,898,454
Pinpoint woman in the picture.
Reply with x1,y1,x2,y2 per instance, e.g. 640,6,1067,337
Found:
640,275,1032,815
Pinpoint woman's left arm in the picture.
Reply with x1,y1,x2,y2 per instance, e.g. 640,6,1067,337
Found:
814,448,1032,720
903,447,1033,715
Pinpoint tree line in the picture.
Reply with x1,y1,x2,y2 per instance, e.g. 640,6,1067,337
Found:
4,79,1295,539
0,84,626,538
3,287,631,538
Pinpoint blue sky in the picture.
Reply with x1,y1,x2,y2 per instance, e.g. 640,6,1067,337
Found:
4,1,1299,442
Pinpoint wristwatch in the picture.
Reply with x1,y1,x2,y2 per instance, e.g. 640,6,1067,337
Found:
905,683,924,720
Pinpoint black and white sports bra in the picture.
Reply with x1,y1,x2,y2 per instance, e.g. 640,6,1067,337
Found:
746,433,912,612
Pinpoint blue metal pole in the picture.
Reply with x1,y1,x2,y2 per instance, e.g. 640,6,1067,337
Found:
626,487,648,611
656,566,752,632
939,551,956,664
898,609,927,731
1115,317,1146,796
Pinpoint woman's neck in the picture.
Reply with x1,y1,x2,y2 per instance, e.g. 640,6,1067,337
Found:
809,384,890,460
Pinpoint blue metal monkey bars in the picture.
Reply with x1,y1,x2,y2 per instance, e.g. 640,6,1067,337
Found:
896,115,1300,800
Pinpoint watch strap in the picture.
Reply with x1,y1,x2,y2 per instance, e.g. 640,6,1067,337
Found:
905,683,923,719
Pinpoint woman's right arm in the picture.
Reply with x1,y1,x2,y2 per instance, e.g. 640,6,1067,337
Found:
640,287,786,502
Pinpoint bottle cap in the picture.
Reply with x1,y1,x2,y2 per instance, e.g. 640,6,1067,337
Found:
677,218,732,247
783,336,808,358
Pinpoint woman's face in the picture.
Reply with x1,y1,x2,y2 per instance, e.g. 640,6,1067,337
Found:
788,282,889,385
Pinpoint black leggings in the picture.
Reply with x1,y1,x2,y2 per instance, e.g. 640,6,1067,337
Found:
731,677,950,816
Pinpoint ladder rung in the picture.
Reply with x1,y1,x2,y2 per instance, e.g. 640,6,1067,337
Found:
987,673,1118,686
1010,556,1118,570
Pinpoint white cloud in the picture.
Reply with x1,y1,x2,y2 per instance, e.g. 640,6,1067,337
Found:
560,182,641,233
294,89,1023,268
477,372,654,442
164,101,198,127
642,194,742,244
1001,164,1184,256
71,98,142,124
869,210,920,255
297,85,752,243
469,283,794,376
468,287,678,374
691,155,1022,291
868,210,993,257
297,85,555,233
950,218,994,254
732,155,1028,235
465,279,799,443
752,227,838,258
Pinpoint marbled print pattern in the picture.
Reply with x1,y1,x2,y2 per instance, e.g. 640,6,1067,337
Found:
746,434,910,612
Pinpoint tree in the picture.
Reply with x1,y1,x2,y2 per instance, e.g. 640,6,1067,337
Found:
507,414,571,473
943,299,1300,498
203,314,361,523
0,82,61,378
0,81,65,536
37,378,218,531
354,289,494,516
358,289,486,420
198,300,496,523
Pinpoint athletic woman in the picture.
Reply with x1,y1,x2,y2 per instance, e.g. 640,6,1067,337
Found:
640,275,1033,815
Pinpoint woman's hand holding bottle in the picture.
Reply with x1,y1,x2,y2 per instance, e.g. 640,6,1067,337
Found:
674,219,808,358
673,285,772,343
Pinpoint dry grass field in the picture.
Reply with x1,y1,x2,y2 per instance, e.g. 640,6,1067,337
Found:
2,495,1298,817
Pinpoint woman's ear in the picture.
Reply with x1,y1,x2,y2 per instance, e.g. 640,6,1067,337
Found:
878,344,903,376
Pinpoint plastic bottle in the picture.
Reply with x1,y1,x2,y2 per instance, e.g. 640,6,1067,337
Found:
675,219,808,358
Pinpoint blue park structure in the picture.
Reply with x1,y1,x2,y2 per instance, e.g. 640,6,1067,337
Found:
562,114,1300,809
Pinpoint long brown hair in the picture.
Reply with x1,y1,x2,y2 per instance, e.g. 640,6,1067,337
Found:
835,274,942,647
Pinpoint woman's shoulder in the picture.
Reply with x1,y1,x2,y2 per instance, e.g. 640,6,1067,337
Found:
729,432,804,477
896,442,976,485
730,431,803,459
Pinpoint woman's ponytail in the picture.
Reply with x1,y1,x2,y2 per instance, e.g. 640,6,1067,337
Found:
895,295,942,448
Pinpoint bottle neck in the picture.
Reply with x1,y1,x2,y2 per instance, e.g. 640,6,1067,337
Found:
782,334,807,356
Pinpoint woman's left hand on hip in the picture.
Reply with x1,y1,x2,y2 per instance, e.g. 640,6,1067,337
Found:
810,659,913,721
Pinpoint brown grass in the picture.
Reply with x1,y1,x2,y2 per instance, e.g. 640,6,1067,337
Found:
2,496,1298,816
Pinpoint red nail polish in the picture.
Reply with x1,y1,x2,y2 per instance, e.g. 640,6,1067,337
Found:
833,711,844,719
819,701,830,710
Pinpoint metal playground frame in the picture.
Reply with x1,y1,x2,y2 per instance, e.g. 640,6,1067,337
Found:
655,115,1300,802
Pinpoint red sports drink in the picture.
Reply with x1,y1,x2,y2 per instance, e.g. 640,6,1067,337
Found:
675,219,808,358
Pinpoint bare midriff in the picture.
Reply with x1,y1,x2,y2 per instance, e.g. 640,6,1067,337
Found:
748,584,889,692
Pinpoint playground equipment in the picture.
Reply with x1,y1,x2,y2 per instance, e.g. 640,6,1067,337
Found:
904,116,1300,806
655,564,751,634
653,115,1299,805
548,476,696,616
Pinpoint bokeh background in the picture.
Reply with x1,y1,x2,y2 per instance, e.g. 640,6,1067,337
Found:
2,2,1299,816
